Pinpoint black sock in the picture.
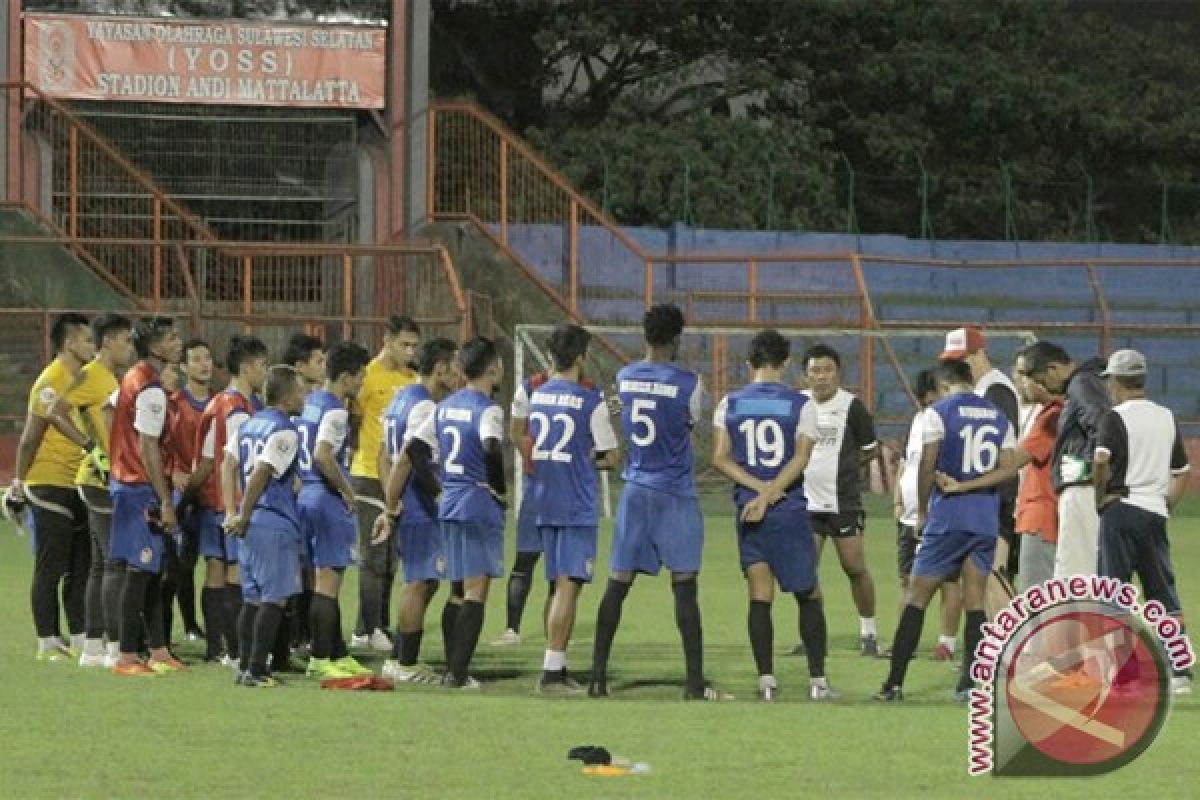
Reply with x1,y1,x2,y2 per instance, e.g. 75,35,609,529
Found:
332,599,349,660
224,584,243,659
958,610,987,693
309,593,338,660
885,604,927,689
747,600,773,677
441,601,461,665
160,577,177,645
398,629,424,666
797,593,828,678
591,579,631,682
272,600,293,667
251,604,284,678
201,587,224,659
447,600,484,682
118,569,151,654
177,558,199,632
294,589,313,645
102,562,124,643
672,578,704,691
505,551,539,632
237,602,257,673
143,572,166,650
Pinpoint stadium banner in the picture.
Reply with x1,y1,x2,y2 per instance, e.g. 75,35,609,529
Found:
23,14,386,109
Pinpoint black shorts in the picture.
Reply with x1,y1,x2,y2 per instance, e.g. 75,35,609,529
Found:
896,522,918,578
809,510,865,539
1098,501,1181,615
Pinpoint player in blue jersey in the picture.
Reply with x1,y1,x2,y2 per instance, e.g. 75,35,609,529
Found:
407,337,508,689
712,330,835,702
589,304,730,701
294,341,373,680
524,325,620,694
376,337,460,684
873,359,1016,702
224,366,307,688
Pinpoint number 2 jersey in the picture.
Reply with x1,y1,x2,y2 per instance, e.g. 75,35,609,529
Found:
383,383,439,525
616,361,705,497
713,382,818,513
528,378,618,527
295,388,351,493
923,390,1015,538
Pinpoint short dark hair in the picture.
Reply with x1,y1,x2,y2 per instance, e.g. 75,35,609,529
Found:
91,313,131,348
547,324,591,371
937,359,974,386
132,316,174,360
182,338,210,360
51,312,90,352
747,329,790,369
264,364,300,406
1020,340,1071,376
914,367,938,398
226,335,269,375
386,315,420,336
282,333,323,367
327,340,371,383
458,336,499,380
1114,374,1146,390
643,304,685,347
803,343,841,370
415,338,459,376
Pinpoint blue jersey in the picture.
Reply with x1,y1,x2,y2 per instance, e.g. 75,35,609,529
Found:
715,382,818,512
235,408,301,531
616,361,704,497
295,389,351,489
528,378,618,526
923,391,1015,537
383,383,439,526
411,388,505,528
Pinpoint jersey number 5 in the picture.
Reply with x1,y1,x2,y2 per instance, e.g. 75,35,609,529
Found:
957,424,999,474
629,398,657,446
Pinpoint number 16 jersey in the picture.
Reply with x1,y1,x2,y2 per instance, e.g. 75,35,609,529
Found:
616,361,705,497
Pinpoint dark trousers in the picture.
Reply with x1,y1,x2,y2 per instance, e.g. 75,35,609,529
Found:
353,476,397,635
29,485,90,638
1098,501,1182,614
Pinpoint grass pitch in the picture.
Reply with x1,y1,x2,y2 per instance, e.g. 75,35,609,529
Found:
1,496,1198,798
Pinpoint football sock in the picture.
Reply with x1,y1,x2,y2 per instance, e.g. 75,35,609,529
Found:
860,616,878,638
332,599,349,660
102,562,123,643
142,572,166,651
885,604,926,688
238,602,257,673
505,551,539,632
201,587,224,658
224,584,243,659
591,579,631,681
177,558,199,632
271,601,293,666
747,600,773,677
251,604,284,678
542,649,567,683
294,589,313,646
672,578,704,691
398,629,423,666
441,601,461,665
958,610,987,693
447,600,484,682
160,574,177,644
308,593,337,660
798,594,828,678
118,569,150,655
358,563,384,637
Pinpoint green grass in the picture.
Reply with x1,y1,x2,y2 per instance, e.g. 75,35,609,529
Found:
2,496,1200,798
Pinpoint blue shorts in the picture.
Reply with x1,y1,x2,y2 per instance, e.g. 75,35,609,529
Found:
398,521,447,583
610,484,703,576
737,507,817,594
196,507,234,561
541,525,598,583
443,519,504,581
300,486,357,569
912,529,997,580
516,488,542,553
109,482,163,574
240,524,302,604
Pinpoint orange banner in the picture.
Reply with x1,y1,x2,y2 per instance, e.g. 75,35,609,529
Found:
24,14,387,109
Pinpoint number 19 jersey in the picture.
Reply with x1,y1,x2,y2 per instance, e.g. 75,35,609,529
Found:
923,390,1016,538
616,361,704,497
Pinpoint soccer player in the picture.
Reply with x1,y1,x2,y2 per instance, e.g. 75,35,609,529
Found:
108,316,185,676
589,304,727,701
377,337,460,682
798,344,882,656
520,325,619,693
162,338,212,647
186,335,268,663
712,330,834,702
874,359,1015,701
406,337,507,689
74,314,134,668
1092,349,1193,694
12,312,95,661
350,315,420,651
283,332,327,392
224,366,308,688
893,368,962,662
296,341,374,679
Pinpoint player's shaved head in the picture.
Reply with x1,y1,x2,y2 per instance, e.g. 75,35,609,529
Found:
264,364,301,406
643,304,685,347
747,329,790,369
547,324,591,371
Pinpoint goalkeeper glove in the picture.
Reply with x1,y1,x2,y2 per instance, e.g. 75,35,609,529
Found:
87,445,111,484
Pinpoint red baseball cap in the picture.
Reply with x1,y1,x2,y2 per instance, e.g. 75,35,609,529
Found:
939,326,986,361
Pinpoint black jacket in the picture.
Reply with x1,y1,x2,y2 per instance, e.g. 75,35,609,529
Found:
1051,357,1110,492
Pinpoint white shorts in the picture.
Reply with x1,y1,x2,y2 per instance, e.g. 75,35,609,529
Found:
1052,486,1098,578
